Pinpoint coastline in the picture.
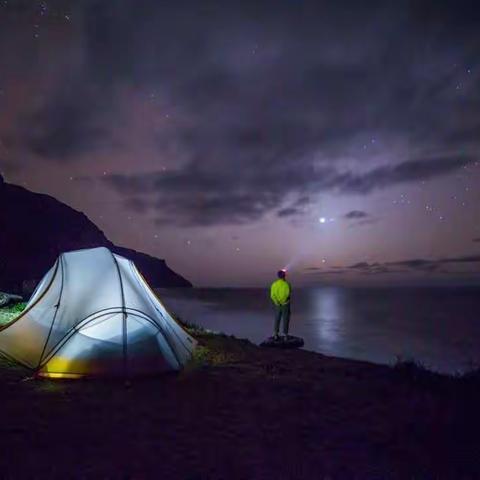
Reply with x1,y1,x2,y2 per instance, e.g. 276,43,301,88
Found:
0,326,479,478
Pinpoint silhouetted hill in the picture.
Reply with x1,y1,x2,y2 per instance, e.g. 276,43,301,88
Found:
0,174,191,294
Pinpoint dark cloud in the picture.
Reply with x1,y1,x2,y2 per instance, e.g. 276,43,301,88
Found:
348,255,480,274
277,207,301,218
440,254,480,264
349,262,370,270
333,155,475,194
104,152,474,226
306,253,480,277
22,83,112,161
308,262,400,275
4,1,477,171
386,259,441,273
344,210,369,219
344,210,379,228
0,2,477,179
473,238,480,243
0,1,478,284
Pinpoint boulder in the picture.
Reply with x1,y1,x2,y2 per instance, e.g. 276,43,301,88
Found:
0,292,23,308
260,335,304,349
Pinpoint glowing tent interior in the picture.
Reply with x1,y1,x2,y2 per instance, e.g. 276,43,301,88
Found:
0,247,197,378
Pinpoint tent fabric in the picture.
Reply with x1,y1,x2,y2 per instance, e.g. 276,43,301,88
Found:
0,247,196,378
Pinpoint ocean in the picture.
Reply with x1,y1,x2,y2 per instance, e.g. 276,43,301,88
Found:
158,286,480,374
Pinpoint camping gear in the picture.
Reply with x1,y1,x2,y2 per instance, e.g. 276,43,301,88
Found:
0,247,196,378
261,335,304,349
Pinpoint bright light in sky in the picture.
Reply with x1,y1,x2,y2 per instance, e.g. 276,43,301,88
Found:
319,217,327,224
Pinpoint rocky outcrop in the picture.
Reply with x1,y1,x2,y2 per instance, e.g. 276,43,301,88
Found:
0,173,192,294
0,292,23,307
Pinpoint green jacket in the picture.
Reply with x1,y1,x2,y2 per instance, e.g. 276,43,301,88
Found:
270,279,291,306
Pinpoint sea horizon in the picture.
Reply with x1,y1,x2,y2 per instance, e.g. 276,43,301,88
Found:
158,285,480,375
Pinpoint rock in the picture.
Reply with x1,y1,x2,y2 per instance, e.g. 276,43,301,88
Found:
260,335,304,349
0,292,23,308
0,178,192,294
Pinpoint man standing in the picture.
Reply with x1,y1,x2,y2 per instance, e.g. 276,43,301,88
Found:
270,269,291,340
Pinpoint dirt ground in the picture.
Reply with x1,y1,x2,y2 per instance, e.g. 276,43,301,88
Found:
0,333,479,479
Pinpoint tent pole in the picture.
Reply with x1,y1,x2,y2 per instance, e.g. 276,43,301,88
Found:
110,252,128,380
36,255,66,375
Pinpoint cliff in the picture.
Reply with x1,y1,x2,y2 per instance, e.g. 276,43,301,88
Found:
0,174,191,294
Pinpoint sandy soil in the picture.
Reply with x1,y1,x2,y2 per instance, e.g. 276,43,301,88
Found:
0,332,479,479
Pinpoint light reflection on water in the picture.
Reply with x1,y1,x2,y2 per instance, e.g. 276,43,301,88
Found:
313,287,344,344
158,286,480,374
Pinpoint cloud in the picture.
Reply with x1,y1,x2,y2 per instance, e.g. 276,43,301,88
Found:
347,262,398,274
1,0,479,228
306,253,480,276
349,255,480,274
277,207,301,218
104,153,473,226
333,155,475,194
344,210,379,228
385,259,441,273
306,263,401,275
21,82,113,161
440,254,480,264
473,238,480,243
344,210,369,219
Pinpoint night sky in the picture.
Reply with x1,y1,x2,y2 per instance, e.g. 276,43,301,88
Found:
1,0,479,287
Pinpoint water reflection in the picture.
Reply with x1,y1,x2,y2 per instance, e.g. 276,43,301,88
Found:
312,287,344,344
158,286,480,374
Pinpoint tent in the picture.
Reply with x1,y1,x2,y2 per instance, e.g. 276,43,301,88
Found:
0,247,197,378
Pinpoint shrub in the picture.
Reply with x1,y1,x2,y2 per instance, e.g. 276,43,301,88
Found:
0,302,27,326
10,302,27,314
392,357,436,383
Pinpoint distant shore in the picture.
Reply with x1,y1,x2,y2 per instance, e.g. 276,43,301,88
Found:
0,315,479,478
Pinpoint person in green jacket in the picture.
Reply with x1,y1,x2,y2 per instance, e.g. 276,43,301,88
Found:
270,269,291,340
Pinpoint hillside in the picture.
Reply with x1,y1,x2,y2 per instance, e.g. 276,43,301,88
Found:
0,174,191,294
0,331,479,478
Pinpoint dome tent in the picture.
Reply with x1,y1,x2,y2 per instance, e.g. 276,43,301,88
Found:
0,247,196,378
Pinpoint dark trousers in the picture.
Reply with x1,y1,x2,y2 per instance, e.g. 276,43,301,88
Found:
274,303,291,335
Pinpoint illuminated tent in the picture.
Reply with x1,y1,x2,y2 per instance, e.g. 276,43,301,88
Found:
0,247,196,378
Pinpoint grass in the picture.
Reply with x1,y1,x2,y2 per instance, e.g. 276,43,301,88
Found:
392,356,480,397
0,302,27,326
175,316,226,338
0,322,479,477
